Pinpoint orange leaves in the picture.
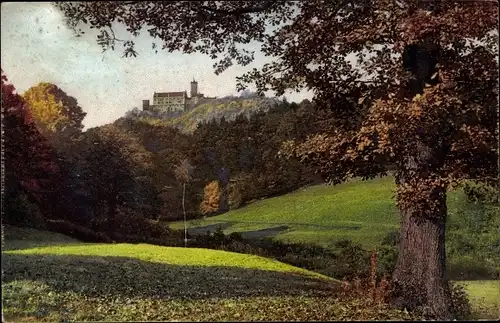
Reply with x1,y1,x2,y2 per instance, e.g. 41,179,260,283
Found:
395,175,449,219
356,135,372,152
200,180,221,215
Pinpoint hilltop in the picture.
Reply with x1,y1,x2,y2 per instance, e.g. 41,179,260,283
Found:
167,95,281,133
126,94,282,134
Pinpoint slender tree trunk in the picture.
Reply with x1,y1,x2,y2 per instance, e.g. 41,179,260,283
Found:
392,153,453,319
182,182,187,247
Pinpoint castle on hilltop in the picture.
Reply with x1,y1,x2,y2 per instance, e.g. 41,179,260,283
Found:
142,79,215,113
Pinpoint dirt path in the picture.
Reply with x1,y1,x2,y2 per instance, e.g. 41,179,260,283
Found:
186,222,291,240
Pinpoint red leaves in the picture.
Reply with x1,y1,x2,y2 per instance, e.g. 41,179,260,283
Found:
2,70,63,214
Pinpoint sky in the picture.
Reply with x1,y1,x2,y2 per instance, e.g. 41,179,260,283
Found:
1,2,312,129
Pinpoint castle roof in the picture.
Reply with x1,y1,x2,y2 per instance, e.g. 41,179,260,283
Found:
155,91,186,97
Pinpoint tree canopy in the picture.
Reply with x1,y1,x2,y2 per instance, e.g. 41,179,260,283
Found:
22,82,86,140
1,69,63,224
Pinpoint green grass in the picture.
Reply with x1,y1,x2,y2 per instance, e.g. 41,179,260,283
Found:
171,176,470,249
3,227,422,322
3,226,497,321
456,280,500,319
5,243,331,280
171,176,400,248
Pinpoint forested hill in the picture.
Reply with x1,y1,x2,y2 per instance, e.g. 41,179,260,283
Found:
126,95,283,134
167,95,282,133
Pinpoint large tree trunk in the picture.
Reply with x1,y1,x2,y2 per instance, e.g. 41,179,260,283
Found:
392,148,453,319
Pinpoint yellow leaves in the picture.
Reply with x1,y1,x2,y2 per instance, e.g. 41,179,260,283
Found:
412,106,423,119
23,83,70,134
200,180,221,215
279,140,298,159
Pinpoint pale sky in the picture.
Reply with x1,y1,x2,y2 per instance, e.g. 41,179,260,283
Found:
1,2,312,129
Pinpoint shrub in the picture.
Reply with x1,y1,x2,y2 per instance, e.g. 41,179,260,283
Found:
189,230,373,280
4,192,46,229
449,282,473,320
114,211,174,241
446,255,496,280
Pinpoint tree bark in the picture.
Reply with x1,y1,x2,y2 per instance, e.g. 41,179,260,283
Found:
182,182,187,247
219,184,229,213
392,156,453,319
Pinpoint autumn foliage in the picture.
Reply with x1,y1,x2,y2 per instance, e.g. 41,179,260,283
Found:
200,181,221,215
14,1,500,318
23,82,86,140
1,69,63,223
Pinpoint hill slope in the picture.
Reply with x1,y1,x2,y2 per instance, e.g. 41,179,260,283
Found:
171,176,399,248
166,96,280,133
169,176,473,249
3,226,497,321
3,227,422,322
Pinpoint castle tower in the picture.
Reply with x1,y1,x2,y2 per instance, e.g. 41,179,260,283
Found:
142,99,150,111
190,78,198,98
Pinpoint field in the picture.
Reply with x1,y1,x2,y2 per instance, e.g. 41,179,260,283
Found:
3,178,498,321
3,226,498,321
171,176,468,249
3,226,423,322
457,280,500,319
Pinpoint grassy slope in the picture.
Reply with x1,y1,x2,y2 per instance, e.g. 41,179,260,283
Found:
5,244,331,280
457,281,500,319
3,227,497,321
3,225,80,250
3,227,420,322
170,176,468,249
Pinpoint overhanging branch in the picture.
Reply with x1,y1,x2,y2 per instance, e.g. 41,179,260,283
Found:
199,0,275,16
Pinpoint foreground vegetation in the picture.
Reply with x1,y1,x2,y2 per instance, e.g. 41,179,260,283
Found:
2,227,498,321
3,228,426,322
172,176,499,282
457,280,500,319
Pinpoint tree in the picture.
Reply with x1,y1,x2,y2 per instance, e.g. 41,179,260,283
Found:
79,124,153,234
56,1,499,318
2,69,63,225
174,159,193,247
115,117,200,221
200,180,221,216
23,82,86,141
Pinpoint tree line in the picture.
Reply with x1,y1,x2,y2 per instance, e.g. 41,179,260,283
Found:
2,74,331,235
